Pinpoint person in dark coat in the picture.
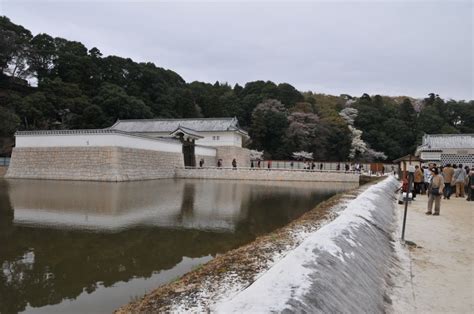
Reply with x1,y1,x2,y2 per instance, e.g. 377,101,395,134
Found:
232,158,237,169
467,167,474,201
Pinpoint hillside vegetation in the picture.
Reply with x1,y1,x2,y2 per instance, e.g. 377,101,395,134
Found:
1,16,473,160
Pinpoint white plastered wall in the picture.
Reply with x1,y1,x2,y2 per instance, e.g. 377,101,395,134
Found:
15,133,182,153
195,145,217,157
138,131,243,147
195,132,242,147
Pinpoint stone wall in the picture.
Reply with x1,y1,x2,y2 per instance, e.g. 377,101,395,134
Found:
116,147,184,180
0,166,7,177
6,146,359,183
195,155,217,167
6,146,184,181
176,168,359,183
216,146,251,168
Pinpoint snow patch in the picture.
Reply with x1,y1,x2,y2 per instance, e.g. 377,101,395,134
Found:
214,177,399,313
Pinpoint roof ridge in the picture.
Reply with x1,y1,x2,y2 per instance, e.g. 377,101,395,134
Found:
116,117,236,122
425,133,474,137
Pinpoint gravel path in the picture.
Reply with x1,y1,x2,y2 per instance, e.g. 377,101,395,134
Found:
391,193,474,313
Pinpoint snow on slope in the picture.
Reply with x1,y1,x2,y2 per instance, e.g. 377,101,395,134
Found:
214,176,399,313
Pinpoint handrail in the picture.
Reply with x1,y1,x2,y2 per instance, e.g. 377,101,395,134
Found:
180,166,361,175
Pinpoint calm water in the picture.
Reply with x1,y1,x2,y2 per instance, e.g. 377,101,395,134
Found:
0,178,356,314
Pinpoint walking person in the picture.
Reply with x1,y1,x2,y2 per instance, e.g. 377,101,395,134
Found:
232,158,237,170
453,163,467,197
199,158,204,168
466,167,474,201
426,167,444,216
442,163,454,199
414,165,423,195
423,165,432,196
464,166,471,196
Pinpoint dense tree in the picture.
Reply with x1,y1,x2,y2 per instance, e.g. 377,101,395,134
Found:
28,33,56,82
93,83,153,124
0,106,20,136
0,16,32,79
285,111,319,153
77,105,107,129
249,99,289,159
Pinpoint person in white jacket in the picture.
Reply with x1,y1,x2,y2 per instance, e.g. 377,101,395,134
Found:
423,165,432,194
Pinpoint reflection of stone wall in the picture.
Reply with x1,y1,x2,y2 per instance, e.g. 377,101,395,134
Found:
216,146,251,168
6,147,184,181
9,178,249,232
176,168,359,182
195,155,217,167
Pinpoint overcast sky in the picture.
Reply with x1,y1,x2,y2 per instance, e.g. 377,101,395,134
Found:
1,0,472,100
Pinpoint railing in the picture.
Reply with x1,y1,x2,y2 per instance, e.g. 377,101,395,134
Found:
248,160,395,172
181,166,361,175
0,157,10,166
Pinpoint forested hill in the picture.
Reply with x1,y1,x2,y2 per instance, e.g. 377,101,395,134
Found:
1,16,473,161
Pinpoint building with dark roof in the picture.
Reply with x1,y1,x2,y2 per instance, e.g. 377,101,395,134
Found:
109,117,249,147
6,118,251,181
415,134,474,166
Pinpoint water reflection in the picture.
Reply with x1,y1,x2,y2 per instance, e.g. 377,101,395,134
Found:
0,179,356,313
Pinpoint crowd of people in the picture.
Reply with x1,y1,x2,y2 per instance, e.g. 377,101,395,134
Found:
407,163,474,216
199,159,395,175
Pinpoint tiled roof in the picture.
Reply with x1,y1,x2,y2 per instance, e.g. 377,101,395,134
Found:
417,134,474,152
109,117,247,134
14,129,181,144
169,126,204,139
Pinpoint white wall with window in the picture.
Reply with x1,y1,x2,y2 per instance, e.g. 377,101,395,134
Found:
137,131,244,148
195,132,243,147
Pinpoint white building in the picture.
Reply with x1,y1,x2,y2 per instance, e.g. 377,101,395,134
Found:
109,117,248,148
415,134,474,166
109,117,250,168
6,117,251,181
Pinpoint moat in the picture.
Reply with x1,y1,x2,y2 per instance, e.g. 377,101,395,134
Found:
0,178,357,313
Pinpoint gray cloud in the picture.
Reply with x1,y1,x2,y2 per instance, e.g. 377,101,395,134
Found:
2,0,472,100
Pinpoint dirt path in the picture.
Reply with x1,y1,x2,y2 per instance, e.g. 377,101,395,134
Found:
392,193,474,313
